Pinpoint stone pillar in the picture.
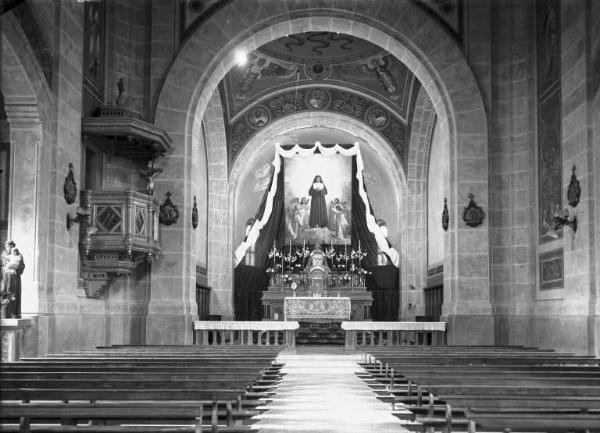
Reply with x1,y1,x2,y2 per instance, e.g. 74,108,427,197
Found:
3,102,43,316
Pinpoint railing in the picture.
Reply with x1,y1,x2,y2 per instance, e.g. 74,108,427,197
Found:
341,321,446,349
1,318,32,362
193,321,299,347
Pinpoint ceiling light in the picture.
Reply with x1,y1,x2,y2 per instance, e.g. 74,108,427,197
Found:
234,50,247,66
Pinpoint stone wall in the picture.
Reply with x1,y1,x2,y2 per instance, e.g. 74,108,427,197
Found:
203,89,233,318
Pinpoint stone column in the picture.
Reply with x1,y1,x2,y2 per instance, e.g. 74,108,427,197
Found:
4,102,43,316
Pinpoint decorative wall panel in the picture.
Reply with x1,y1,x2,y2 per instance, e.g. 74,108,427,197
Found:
539,248,564,290
83,0,105,103
536,0,562,244
538,91,562,241
536,0,561,96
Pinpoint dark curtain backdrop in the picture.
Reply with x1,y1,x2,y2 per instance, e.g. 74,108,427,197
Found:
366,265,400,321
234,153,400,321
350,156,379,268
351,157,399,321
234,158,285,320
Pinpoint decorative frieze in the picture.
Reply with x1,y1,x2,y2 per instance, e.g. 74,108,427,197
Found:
228,88,406,171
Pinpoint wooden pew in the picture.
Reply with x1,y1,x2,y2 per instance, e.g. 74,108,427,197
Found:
360,346,600,432
1,346,284,433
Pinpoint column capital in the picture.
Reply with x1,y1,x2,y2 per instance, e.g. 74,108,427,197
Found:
4,100,41,126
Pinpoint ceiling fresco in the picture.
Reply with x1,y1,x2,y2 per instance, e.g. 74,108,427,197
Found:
222,32,416,123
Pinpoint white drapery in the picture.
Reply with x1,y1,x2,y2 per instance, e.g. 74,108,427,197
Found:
234,142,399,268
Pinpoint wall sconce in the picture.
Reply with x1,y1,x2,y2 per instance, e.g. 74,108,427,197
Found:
66,206,90,231
547,206,577,239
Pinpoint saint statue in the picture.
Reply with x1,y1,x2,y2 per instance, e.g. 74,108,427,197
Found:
308,175,328,228
1,240,24,318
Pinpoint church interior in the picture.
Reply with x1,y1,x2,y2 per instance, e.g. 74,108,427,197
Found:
1,0,600,431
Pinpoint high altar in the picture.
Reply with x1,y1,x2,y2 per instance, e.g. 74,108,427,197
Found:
261,245,373,321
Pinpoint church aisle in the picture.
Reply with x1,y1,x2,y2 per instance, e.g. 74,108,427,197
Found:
252,347,408,433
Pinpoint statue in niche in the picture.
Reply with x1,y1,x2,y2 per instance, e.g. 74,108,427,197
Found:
0,240,25,318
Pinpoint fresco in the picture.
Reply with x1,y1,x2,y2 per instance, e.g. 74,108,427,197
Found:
284,154,352,246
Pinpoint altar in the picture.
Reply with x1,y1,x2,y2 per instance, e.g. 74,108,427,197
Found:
284,296,351,321
261,245,373,322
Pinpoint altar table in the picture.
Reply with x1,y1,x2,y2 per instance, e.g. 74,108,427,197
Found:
284,296,351,321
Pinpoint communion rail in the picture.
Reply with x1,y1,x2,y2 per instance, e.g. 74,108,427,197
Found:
193,321,299,347
341,321,447,349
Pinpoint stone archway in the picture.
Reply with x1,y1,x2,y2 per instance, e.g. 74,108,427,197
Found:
402,87,437,320
154,0,492,344
1,15,52,318
228,111,406,320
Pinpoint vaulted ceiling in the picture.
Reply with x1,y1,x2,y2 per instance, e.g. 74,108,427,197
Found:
219,31,422,172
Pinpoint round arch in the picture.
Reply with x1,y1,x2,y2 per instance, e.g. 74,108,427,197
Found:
1,15,53,317
155,0,492,343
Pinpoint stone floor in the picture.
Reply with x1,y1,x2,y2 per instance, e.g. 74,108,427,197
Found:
252,346,408,432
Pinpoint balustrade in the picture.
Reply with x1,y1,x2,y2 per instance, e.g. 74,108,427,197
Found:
341,321,446,349
193,321,299,347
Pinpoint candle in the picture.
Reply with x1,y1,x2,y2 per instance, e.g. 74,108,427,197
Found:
344,239,347,255
359,239,361,251
289,240,292,255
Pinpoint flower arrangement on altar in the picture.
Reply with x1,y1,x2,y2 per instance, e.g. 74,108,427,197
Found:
266,239,370,288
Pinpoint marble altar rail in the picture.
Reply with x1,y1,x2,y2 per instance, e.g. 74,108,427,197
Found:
193,321,299,347
341,321,447,348
192,321,446,349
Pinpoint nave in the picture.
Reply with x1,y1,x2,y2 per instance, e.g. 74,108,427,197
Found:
3,344,600,433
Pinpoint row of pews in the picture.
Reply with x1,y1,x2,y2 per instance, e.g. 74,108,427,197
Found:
0,345,285,432
359,345,600,433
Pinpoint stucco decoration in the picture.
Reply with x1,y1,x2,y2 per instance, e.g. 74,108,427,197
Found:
228,88,406,171
221,33,415,123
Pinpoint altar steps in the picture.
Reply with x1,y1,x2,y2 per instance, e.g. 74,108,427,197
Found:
295,321,345,345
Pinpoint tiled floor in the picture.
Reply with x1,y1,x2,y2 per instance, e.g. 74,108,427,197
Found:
252,347,408,432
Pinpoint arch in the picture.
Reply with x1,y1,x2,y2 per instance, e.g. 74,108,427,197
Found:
225,111,406,317
154,0,492,342
1,14,53,317
402,87,437,319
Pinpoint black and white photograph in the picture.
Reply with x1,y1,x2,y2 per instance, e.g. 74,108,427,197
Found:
1,0,600,432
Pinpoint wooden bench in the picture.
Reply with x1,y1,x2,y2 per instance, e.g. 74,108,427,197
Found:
360,346,600,432
1,346,284,433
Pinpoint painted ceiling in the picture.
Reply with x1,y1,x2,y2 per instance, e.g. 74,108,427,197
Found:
221,32,416,123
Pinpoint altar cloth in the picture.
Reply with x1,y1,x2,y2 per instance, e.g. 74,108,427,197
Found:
284,296,351,321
